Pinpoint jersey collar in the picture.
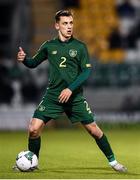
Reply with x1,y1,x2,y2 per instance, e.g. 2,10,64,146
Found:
56,36,74,44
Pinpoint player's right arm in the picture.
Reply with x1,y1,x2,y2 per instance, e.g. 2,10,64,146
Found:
17,42,48,68
17,47,26,62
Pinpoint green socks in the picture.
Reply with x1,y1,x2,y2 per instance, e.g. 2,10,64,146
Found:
28,134,115,163
28,136,41,158
95,134,115,162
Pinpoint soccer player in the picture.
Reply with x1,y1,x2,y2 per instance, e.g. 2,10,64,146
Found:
16,10,127,172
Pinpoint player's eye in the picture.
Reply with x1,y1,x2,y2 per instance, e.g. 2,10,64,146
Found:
63,22,68,25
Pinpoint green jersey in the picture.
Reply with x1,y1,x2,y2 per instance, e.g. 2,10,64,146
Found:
23,37,92,95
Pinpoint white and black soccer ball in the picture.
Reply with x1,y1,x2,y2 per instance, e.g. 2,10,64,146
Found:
16,150,38,171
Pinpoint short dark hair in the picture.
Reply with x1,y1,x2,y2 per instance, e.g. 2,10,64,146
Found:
55,10,73,22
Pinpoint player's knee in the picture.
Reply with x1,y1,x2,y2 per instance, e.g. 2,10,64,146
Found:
90,127,103,139
85,123,103,139
88,128,98,138
28,126,39,138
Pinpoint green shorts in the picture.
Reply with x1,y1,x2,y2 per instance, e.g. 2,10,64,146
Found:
33,93,95,124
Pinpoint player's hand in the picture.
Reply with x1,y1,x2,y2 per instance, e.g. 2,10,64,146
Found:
58,88,72,103
17,47,26,62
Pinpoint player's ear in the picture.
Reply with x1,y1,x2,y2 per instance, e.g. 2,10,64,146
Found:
55,22,59,30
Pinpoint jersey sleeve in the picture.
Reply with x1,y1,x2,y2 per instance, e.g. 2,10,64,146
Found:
68,43,92,91
68,68,91,91
79,43,92,70
23,41,48,68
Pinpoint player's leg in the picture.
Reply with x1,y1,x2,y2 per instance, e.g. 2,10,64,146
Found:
30,93,64,158
82,121,127,172
28,118,45,158
66,97,115,162
67,95,127,172
82,122,115,162
12,118,45,171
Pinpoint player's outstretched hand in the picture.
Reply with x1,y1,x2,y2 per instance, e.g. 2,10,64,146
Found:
58,88,72,103
17,47,26,62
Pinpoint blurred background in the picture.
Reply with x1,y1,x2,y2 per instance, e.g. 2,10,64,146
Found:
0,0,140,130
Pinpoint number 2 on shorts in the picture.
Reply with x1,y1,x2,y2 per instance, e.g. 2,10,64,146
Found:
84,100,92,114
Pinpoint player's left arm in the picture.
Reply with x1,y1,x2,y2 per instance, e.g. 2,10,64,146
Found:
68,68,91,91
58,69,90,103
59,44,91,103
68,43,92,91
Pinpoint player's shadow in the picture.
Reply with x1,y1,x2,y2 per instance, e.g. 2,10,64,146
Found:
41,166,140,176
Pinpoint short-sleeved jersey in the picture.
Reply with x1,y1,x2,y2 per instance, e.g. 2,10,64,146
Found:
24,37,92,96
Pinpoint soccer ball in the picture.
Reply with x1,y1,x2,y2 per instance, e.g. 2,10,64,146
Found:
16,150,38,171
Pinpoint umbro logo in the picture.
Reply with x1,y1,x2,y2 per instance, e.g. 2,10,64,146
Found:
52,50,57,54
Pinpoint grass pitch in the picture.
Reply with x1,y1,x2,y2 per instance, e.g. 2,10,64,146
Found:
0,124,140,179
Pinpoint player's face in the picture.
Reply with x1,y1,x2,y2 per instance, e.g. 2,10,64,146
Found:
55,16,73,40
